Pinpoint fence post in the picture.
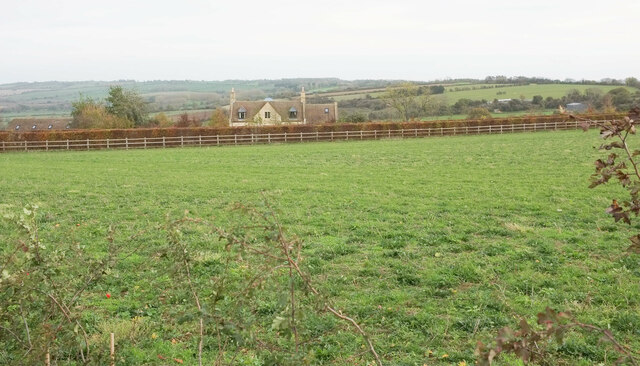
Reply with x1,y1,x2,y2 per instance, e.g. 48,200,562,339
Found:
217,135,220,146
199,135,202,146
300,132,302,142
126,138,129,150
144,137,147,149
441,127,443,136
331,131,334,141
46,140,49,151
87,139,90,150
181,136,184,147
415,128,417,137
24,140,27,152
284,132,287,143
489,125,492,134
500,125,503,134
107,139,110,149
2,141,4,152
401,129,404,138
235,134,237,145
251,133,254,144
361,130,363,140
346,131,349,140
268,133,271,143
466,126,468,135
388,129,391,138
162,136,166,148
316,131,319,141
110,333,115,366
67,140,69,150
374,130,377,139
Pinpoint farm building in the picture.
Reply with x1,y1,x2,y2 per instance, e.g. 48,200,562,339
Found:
229,88,338,126
566,102,587,112
6,118,72,131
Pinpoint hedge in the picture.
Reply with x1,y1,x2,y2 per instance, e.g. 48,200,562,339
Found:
0,113,623,142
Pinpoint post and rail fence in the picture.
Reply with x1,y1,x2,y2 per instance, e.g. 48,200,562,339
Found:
0,120,592,153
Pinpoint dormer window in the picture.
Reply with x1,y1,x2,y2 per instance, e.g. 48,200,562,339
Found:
289,107,297,119
238,106,247,120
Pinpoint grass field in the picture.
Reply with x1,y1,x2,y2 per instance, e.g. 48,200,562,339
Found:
1,131,639,365
330,84,638,105
440,84,637,104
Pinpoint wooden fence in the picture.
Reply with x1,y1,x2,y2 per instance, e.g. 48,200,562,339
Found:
0,120,588,153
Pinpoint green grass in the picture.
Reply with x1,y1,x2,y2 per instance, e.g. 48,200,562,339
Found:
330,84,638,106
440,84,637,103
1,131,639,365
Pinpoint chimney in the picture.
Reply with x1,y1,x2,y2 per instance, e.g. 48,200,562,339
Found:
229,88,236,125
301,87,306,123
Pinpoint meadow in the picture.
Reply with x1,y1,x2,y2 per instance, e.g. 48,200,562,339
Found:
1,130,639,365
330,84,638,104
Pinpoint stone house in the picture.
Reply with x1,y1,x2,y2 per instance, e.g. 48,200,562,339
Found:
229,88,338,126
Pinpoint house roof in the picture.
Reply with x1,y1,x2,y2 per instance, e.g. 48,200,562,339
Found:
231,101,266,121
269,101,303,121
305,103,336,124
229,95,337,124
231,101,305,122
6,118,72,131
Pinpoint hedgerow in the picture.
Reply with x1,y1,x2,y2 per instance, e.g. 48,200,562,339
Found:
0,113,623,142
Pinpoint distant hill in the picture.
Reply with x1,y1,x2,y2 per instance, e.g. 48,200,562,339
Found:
1,77,637,123
0,79,399,119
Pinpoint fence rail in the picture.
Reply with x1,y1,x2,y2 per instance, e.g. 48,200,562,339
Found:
0,120,589,153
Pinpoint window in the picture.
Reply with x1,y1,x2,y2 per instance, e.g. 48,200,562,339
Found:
48,124,53,129
238,106,247,120
324,108,330,114
265,111,271,119
289,107,297,119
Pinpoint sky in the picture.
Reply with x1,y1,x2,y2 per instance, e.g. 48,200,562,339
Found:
1,0,638,83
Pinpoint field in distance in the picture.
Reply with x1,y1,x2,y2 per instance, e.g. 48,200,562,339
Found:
1,131,638,365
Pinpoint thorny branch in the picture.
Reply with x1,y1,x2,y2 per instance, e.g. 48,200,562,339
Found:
214,199,384,366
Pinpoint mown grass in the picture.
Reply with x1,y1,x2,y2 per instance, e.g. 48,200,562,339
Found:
1,130,639,365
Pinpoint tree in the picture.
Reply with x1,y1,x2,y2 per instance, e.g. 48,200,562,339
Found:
208,108,228,128
625,77,639,88
151,112,173,127
532,95,544,105
105,86,149,127
383,82,430,121
607,87,632,107
466,107,492,120
70,95,132,129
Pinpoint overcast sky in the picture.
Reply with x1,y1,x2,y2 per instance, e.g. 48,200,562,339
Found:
1,0,638,83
